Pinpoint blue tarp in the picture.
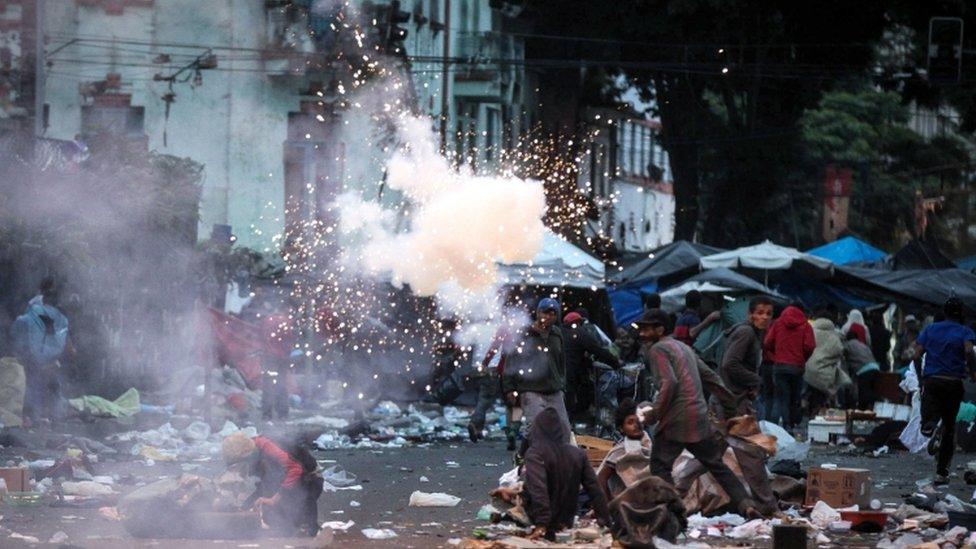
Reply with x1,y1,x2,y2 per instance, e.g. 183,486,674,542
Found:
609,282,657,327
958,255,976,272
807,236,886,266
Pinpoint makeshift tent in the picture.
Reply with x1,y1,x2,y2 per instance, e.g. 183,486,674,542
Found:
657,268,784,312
609,241,723,285
807,236,886,266
699,240,833,289
891,239,956,270
835,266,976,313
700,240,833,271
498,230,604,289
608,241,723,327
959,255,976,273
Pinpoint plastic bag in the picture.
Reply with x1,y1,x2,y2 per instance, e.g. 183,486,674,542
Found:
899,414,931,455
408,490,461,507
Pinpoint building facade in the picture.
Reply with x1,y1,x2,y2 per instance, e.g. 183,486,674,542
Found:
578,107,675,253
30,0,534,250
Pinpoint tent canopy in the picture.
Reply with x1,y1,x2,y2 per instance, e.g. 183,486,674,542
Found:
959,255,976,272
498,230,605,289
836,266,976,313
658,267,784,311
892,239,956,270
609,241,723,285
807,236,887,266
700,240,833,271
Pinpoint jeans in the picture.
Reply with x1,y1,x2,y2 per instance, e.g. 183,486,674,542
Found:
469,375,501,431
25,360,64,421
772,365,803,429
521,390,572,443
921,376,965,477
759,362,774,421
651,432,754,513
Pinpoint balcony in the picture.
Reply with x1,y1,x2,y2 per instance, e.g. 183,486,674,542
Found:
453,31,519,102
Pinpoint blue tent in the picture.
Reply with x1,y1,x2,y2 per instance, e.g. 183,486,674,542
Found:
807,236,886,266
958,255,976,272
608,241,723,327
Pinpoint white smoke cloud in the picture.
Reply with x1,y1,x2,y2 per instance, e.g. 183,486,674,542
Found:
339,114,546,298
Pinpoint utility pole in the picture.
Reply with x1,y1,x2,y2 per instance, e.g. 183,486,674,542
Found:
34,0,45,136
439,0,450,153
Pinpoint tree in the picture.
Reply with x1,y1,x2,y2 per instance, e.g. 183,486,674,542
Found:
524,1,889,245
799,87,973,252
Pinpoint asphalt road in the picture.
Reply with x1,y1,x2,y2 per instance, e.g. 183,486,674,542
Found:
2,421,976,548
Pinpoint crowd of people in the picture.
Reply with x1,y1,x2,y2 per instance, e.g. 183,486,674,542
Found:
454,291,975,541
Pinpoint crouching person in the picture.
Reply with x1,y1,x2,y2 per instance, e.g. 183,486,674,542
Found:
521,407,611,541
222,432,324,536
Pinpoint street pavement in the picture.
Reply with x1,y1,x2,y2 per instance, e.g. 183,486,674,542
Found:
2,420,976,547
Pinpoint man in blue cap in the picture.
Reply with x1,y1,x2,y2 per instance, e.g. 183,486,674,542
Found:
502,297,571,443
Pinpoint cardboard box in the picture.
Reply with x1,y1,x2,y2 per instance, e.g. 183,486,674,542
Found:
0,467,30,493
805,467,871,508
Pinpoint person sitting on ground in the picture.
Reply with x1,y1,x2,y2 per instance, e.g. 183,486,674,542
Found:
596,399,651,501
521,407,611,541
222,431,324,536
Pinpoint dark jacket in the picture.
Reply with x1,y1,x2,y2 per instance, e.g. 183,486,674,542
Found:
522,408,610,534
763,306,815,368
720,323,763,395
562,322,619,380
502,325,565,395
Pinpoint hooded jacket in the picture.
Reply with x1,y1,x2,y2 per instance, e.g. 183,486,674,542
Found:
522,408,611,533
719,322,763,395
763,306,815,368
803,318,848,396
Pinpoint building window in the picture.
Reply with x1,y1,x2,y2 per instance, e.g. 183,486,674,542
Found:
80,97,144,139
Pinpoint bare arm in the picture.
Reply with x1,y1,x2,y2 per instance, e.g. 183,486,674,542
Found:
690,311,721,341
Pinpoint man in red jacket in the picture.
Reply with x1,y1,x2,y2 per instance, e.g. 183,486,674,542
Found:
763,304,815,431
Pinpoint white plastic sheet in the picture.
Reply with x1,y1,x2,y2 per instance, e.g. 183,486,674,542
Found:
408,491,461,507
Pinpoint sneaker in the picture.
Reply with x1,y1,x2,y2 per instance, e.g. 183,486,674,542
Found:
934,474,950,486
467,423,479,443
506,437,516,452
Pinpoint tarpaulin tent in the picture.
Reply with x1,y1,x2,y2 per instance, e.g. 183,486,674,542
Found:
835,266,976,313
701,240,833,271
608,241,723,327
699,240,833,288
807,236,887,266
891,239,956,270
609,241,724,285
959,255,976,273
498,230,605,289
657,268,785,312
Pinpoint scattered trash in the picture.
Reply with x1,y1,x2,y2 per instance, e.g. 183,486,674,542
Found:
419,476,429,482
350,500,361,507
99,506,121,521
320,520,355,531
49,531,69,543
9,532,40,543
409,490,461,507
362,528,397,540
872,445,889,457
61,480,114,497
811,501,842,528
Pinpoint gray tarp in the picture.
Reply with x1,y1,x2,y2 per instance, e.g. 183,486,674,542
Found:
836,266,976,313
609,241,723,286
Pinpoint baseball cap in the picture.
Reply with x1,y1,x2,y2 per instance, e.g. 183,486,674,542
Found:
563,312,583,325
633,308,669,329
537,297,560,313
904,314,918,323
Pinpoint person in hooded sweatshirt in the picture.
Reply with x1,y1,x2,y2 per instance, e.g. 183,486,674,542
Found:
763,303,815,430
717,296,774,418
521,407,611,541
804,315,846,416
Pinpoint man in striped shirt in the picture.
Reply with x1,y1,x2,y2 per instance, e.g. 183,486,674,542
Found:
636,309,760,518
